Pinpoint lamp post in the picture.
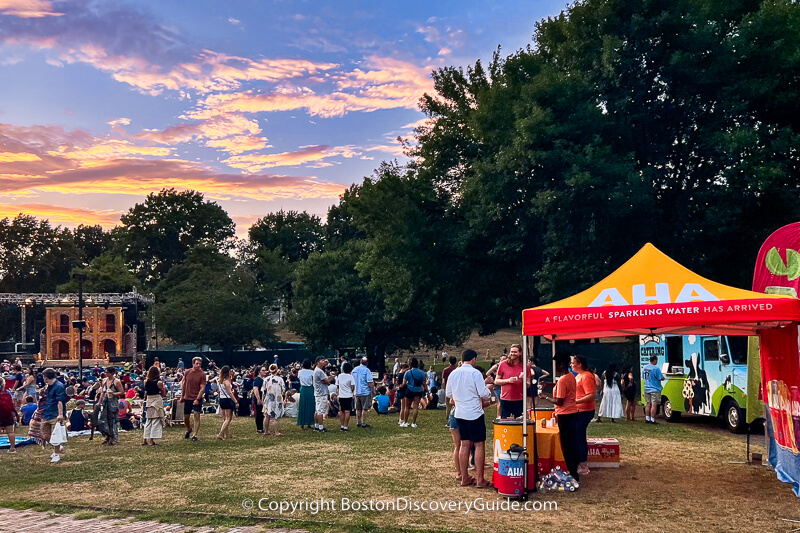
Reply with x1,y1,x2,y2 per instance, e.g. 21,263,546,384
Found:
72,273,87,381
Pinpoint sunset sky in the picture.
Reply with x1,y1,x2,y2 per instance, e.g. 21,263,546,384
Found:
0,0,565,235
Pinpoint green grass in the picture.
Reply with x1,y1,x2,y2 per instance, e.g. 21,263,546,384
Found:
0,408,793,532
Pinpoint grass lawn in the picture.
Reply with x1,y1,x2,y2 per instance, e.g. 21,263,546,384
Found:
0,409,796,532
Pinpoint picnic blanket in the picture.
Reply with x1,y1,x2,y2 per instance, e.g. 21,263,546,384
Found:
0,436,36,449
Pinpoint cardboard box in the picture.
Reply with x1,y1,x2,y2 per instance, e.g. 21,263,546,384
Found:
587,437,620,468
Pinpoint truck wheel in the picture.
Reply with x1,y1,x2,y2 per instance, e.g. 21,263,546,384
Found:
663,397,681,422
725,401,746,434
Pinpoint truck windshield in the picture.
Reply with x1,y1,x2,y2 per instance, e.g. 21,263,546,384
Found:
726,337,748,365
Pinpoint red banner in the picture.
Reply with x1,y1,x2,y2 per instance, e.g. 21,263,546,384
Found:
753,223,800,496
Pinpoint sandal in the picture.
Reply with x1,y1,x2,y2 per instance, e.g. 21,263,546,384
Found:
460,477,476,487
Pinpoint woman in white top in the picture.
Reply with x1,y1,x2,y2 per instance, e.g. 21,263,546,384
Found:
283,389,298,417
297,359,316,429
337,363,355,431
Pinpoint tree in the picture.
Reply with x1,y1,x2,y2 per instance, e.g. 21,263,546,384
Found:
248,210,324,263
0,214,81,292
116,189,235,285
154,246,275,353
57,254,138,293
73,224,113,264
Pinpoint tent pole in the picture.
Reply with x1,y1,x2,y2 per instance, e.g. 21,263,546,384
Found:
551,336,557,384
523,335,529,494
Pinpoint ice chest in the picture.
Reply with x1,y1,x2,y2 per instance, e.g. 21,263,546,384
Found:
586,438,620,468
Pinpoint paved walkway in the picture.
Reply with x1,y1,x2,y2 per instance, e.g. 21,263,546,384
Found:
0,508,311,533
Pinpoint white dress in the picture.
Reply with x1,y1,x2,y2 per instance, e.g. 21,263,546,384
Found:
598,374,624,419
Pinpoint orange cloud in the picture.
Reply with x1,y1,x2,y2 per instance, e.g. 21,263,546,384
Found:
0,0,62,17
0,152,42,162
223,145,360,172
1,122,348,202
0,203,121,227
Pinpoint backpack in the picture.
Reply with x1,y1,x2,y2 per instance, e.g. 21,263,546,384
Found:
0,390,13,416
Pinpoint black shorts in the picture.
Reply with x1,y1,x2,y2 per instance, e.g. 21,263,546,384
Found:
396,388,407,400
339,397,353,411
406,390,424,400
456,414,486,443
219,398,236,411
183,399,202,415
500,400,523,418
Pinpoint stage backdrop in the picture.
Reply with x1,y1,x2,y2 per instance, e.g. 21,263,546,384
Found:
753,222,800,497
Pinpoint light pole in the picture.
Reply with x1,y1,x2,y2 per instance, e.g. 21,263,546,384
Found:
72,273,87,381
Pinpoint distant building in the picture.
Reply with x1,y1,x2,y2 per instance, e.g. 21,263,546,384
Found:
39,305,135,365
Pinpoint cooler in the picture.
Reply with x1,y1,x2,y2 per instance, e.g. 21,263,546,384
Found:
493,419,567,491
587,438,620,468
495,449,527,497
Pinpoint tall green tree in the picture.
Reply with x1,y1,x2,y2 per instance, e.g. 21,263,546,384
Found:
0,214,81,292
248,210,324,263
154,246,276,353
116,189,235,285
57,254,138,294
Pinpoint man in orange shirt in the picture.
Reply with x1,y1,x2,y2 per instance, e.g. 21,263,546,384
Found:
573,355,596,476
539,352,580,482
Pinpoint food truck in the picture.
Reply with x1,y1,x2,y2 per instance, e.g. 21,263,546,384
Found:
639,334,758,432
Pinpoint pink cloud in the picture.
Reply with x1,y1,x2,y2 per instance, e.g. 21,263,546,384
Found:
0,0,62,18
192,56,435,119
223,145,360,172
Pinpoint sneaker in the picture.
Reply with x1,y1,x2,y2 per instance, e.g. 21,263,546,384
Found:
184,431,191,439
51,452,56,458
191,436,198,442
577,466,590,475
7,449,16,454
361,424,371,428
51,454,61,463
410,423,418,428
320,427,328,433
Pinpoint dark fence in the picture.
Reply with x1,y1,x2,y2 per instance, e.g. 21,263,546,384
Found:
144,344,334,369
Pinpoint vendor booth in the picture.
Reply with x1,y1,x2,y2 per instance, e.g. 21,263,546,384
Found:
508,243,800,496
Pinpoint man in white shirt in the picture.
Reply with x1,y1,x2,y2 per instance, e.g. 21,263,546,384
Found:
445,349,492,488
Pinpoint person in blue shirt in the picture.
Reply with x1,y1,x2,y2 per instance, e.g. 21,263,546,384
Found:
42,368,68,463
401,358,428,428
372,386,390,414
642,355,665,424
351,357,375,428
21,395,38,425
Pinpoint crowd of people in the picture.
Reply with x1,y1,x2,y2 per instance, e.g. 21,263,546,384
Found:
0,352,449,461
1,349,644,493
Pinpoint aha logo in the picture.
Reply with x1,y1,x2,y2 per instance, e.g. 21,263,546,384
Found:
765,247,800,281
588,283,718,307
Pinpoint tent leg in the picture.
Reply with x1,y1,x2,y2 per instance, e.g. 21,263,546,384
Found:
551,337,556,385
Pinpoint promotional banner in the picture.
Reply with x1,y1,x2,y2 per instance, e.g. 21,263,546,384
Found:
753,223,800,496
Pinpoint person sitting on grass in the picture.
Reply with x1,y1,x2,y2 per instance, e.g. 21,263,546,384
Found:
421,386,440,410
21,395,37,426
283,389,298,418
67,400,88,432
372,386,390,414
